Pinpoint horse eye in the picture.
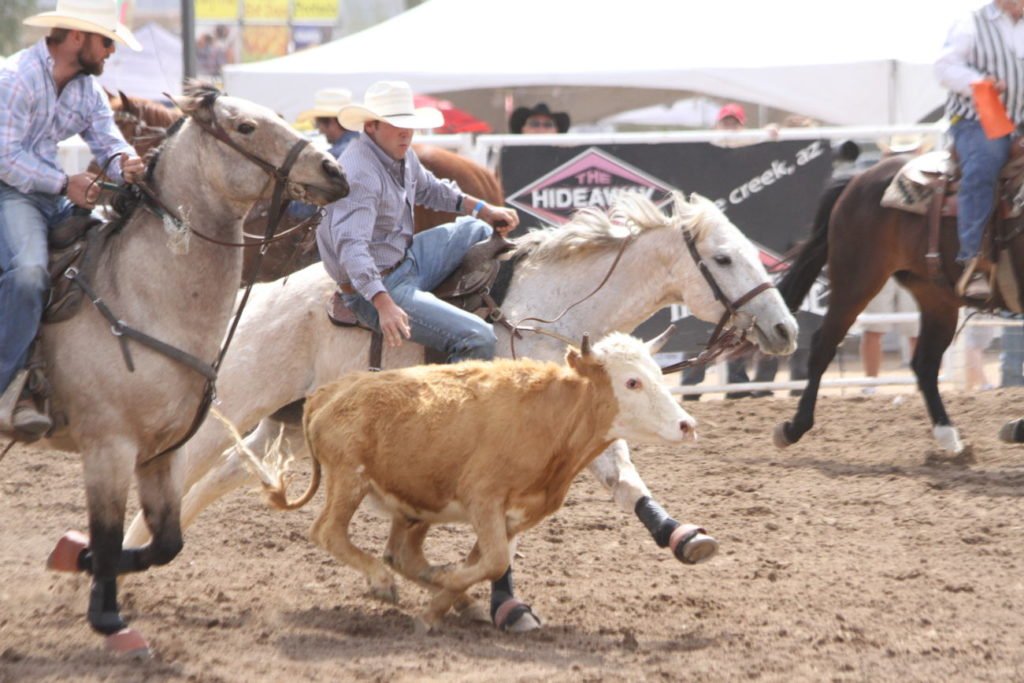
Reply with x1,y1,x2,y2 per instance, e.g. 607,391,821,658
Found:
626,378,641,390
237,122,256,135
713,255,732,266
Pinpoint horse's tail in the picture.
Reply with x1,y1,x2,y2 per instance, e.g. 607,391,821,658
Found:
776,175,852,311
263,407,322,511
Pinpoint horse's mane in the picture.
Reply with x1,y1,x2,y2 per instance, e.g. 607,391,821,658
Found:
513,191,717,264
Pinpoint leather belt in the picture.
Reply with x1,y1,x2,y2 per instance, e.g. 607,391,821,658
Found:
339,263,400,295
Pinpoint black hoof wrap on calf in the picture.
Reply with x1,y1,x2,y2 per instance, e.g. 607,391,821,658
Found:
635,496,678,548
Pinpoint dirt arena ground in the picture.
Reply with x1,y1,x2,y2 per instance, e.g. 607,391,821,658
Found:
2,388,1023,682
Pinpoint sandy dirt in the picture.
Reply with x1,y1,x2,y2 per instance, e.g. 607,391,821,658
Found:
2,388,1023,682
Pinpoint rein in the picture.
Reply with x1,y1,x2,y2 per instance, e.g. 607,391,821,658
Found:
506,233,634,359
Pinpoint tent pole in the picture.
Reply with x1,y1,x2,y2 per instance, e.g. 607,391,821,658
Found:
182,0,196,82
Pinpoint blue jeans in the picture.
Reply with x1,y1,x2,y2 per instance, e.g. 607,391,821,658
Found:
0,182,74,394
1001,319,1024,387
343,218,497,363
951,118,1012,262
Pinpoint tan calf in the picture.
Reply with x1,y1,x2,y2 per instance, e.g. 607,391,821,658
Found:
264,332,695,628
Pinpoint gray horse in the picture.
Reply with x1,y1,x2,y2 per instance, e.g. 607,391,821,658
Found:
34,83,348,655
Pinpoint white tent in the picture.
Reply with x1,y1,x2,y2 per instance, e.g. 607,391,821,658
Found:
99,22,182,102
223,0,984,126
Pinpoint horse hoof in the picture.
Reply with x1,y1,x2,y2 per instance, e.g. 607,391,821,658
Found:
494,598,541,632
669,524,719,565
105,628,151,658
46,530,89,572
773,422,793,449
999,418,1024,443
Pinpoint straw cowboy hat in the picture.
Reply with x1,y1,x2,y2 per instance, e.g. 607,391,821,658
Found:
24,0,142,52
508,103,571,134
877,133,934,156
297,88,353,123
338,81,444,131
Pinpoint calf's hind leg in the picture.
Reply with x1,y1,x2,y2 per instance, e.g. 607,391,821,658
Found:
313,472,398,603
385,520,489,623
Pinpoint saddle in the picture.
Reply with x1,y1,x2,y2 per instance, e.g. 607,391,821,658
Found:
326,232,516,368
880,142,1024,312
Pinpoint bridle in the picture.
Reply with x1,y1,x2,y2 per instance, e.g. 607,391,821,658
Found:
658,229,776,374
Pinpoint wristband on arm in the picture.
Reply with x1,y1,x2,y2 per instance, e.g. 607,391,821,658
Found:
471,200,485,218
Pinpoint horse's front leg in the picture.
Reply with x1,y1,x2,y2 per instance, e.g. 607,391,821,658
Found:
47,439,154,655
586,439,718,565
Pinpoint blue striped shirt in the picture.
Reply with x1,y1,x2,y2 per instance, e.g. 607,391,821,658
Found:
317,132,462,301
0,40,133,194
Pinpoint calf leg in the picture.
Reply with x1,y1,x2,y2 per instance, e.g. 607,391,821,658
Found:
314,471,397,603
420,509,511,627
384,519,489,623
588,439,718,564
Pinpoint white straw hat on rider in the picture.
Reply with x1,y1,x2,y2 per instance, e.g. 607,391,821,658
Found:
297,88,353,123
24,0,142,52
338,81,444,131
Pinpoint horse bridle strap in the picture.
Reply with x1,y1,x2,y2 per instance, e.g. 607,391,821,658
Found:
656,230,776,376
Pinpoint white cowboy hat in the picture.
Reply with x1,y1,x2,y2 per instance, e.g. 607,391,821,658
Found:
296,88,353,123
338,81,444,131
24,0,142,52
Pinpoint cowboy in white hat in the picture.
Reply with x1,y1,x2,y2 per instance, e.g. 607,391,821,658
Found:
297,88,360,160
0,0,145,437
317,80,519,357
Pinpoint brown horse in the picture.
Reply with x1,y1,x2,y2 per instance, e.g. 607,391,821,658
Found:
773,155,1024,456
106,93,505,283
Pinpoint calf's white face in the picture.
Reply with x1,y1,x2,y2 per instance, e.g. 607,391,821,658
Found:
592,333,697,444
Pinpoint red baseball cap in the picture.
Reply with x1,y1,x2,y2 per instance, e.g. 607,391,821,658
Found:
716,103,746,126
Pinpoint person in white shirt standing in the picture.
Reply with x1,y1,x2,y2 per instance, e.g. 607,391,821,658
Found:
935,0,1024,300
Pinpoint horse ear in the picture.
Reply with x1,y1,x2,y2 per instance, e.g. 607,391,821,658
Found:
170,94,213,122
118,91,135,116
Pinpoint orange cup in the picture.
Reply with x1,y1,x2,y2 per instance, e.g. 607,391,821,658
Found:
971,80,1015,139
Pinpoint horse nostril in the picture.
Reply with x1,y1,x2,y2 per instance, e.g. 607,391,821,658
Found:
322,159,340,178
680,420,692,434
775,322,791,341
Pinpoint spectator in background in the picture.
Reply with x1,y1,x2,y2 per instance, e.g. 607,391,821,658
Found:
298,88,360,159
1000,315,1024,387
964,322,997,392
288,89,360,222
509,103,570,134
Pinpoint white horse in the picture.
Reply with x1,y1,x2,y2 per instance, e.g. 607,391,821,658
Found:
124,191,798,627
29,83,348,654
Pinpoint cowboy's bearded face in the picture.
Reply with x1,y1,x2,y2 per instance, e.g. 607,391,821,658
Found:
76,33,113,76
